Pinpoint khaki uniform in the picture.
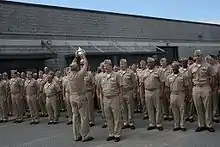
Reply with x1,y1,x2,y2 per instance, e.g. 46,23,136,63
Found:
188,62,215,127
67,70,90,141
84,71,95,124
62,76,72,122
4,79,11,116
37,78,47,115
211,63,220,118
137,69,148,116
96,72,106,119
9,77,24,120
44,81,60,122
0,80,8,120
141,68,165,127
100,72,122,137
94,73,101,110
25,78,39,121
179,67,195,120
160,66,172,118
54,76,64,115
166,73,188,128
118,69,136,125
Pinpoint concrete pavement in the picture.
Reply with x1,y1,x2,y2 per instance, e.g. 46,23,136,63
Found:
1,113,220,147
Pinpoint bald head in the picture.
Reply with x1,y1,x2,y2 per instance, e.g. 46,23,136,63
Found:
120,58,127,70
194,49,203,63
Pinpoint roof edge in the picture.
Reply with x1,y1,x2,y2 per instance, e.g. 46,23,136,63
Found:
3,0,220,27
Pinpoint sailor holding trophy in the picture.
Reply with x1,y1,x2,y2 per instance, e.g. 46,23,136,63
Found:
66,47,94,142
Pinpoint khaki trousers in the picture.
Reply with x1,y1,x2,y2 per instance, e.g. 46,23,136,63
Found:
103,95,121,137
193,85,212,127
85,91,94,123
0,96,7,120
26,95,39,121
65,92,72,121
121,90,134,125
46,96,58,121
163,87,172,117
212,88,219,117
70,95,90,141
185,90,196,119
145,89,163,127
170,92,185,128
11,93,23,120
7,94,13,115
38,93,47,115
140,86,147,115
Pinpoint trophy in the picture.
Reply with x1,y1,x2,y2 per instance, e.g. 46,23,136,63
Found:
75,47,86,57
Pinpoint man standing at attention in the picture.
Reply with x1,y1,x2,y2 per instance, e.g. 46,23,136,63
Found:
118,59,136,130
140,57,165,131
67,52,94,142
188,50,215,132
100,59,122,142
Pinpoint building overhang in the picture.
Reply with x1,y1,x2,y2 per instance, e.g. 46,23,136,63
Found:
0,53,57,60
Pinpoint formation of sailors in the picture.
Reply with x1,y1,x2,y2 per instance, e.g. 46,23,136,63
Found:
0,49,219,142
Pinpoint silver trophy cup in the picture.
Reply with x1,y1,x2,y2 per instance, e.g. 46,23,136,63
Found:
76,47,86,57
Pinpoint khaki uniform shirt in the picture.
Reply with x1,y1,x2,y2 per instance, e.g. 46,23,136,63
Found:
160,66,172,87
37,78,46,93
100,72,122,97
44,81,61,98
166,73,188,93
141,68,165,90
84,71,95,91
118,69,136,91
25,78,38,96
188,62,215,86
0,80,7,100
9,77,24,94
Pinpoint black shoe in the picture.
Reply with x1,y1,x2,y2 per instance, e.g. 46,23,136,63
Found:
0,120,3,123
53,121,58,125
114,137,120,142
40,114,44,117
130,125,136,130
82,136,94,142
195,127,206,132
147,126,156,130
164,117,169,121
3,119,8,123
29,121,35,125
98,110,102,113
169,117,174,121
213,119,220,123
34,121,39,125
89,123,95,127
66,121,72,125
65,115,68,118
44,114,48,117
157,126,163,131
181,128,187,132
122,124,129,129
106,136,114,141
173,127,181,131
143,115,148,120
102,124,107,128
75,137,82,142
185,118,190,121
17,120,23,123
189,118,194,123
207,127,215,132
48,121,53,125
13,120,18,123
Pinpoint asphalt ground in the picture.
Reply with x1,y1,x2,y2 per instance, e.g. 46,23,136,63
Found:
1,112,220,147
